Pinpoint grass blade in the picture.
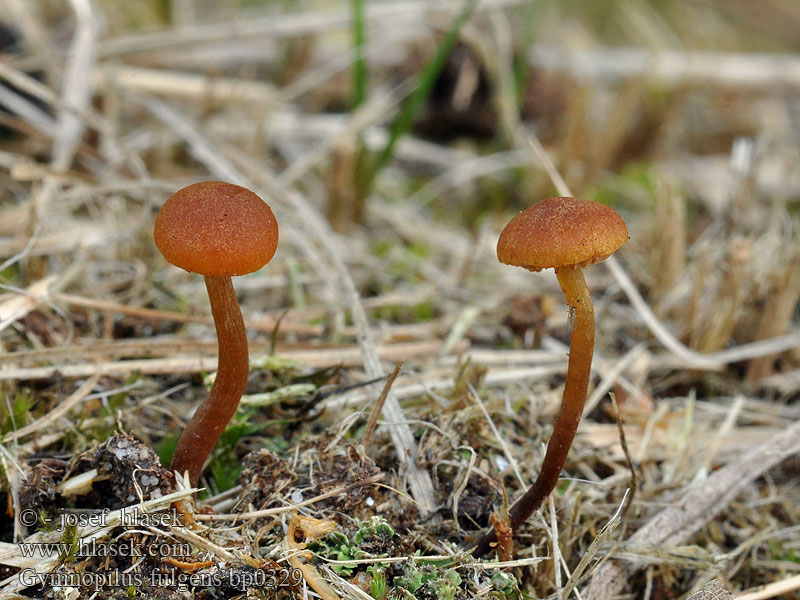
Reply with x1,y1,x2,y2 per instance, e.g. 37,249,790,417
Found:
351,0,367,109
367,0,479,187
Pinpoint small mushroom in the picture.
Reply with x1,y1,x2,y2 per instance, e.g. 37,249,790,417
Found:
474,196,628,557
154,181,279,486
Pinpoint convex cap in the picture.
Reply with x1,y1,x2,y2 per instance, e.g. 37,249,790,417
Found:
497,197,628,271
155,181,279,277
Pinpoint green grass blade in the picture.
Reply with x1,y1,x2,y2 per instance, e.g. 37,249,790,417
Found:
367,0,479,186
513,0,549,108
351,0,368,109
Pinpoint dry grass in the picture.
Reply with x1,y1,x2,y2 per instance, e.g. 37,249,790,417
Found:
1,1,799,599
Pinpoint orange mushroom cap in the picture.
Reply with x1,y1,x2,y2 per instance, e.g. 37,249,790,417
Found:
497,197,628,271
154,181,279,277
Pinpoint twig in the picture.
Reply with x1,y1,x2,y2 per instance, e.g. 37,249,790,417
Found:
94,65,277,105
736,574,800,600
0,340,465,381
451,445,476,529
609,393,636,523
362,361,404,453
33,0,98,222
52,0,96,171
529,45,800,91
166,525,239,563
549,495,563,599
0,78,56,134
52,291,323,336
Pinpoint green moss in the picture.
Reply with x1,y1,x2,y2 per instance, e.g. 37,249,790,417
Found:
57,522,80,564
489,571,523,600
156,433,178,469
207,409,265,493
310,516,396,576
369,566,388,600
768,539,799,564
394,563,462,600
0,391,33,436
374,301,435,324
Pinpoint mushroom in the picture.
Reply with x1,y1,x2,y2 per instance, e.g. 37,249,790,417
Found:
154,181,279,486
474,196,627,557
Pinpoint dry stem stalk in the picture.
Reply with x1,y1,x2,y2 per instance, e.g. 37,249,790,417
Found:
583,417,800,598
746,256,800,380
0,340,463,382
326,139,360,231
696,240,748,354
34,0,97,224
650,181,686,314
528,45,800,91
737,574,800,600
362,361,404,453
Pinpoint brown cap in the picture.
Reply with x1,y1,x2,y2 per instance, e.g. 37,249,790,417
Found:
497,197,627,271
154,181,279,277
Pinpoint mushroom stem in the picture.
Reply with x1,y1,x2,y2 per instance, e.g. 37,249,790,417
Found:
170,275,249,486
473,265,594,556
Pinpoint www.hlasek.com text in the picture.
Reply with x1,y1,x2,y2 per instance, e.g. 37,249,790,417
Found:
18,538,191,559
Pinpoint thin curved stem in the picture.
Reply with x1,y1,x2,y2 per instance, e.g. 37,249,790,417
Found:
170,275,249,486
473,265,594,557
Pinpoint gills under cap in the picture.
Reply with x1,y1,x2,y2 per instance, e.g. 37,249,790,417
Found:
497,197,628,271
154,181,279,277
